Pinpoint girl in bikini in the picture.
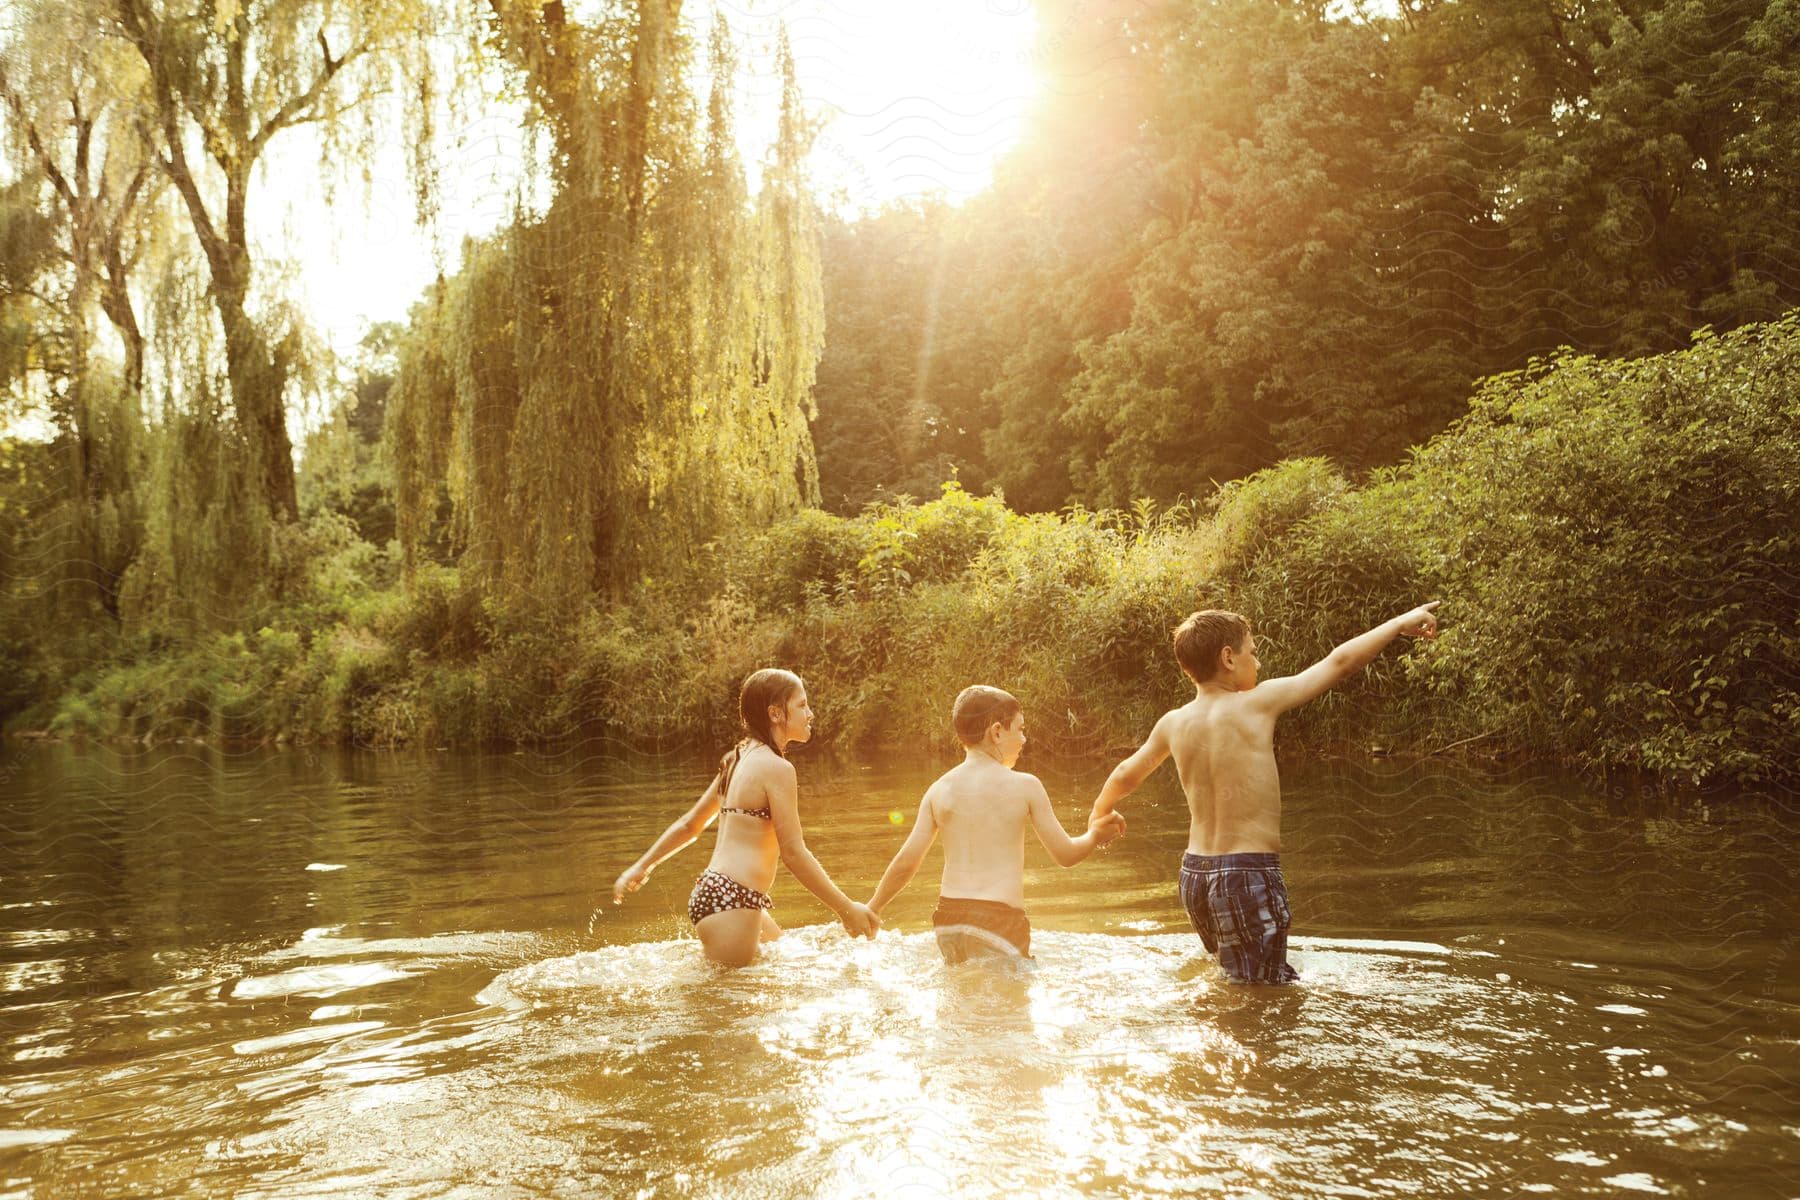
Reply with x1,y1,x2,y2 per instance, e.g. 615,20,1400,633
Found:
611,668,879,966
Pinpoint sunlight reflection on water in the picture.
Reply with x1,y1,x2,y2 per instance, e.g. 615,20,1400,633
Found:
5,745,1797,1197
320,927,1727,1200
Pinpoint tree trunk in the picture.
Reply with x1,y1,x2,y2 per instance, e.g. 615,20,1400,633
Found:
117,0,300,523
219,292,300,522
62,223,107,619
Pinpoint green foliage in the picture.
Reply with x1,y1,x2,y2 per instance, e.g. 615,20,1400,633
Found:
264,510,398,633
854,484,1010,591
726,315,1799,784
377,563,485,663
809,203,1002,511
118,399,273,636
810,0,1800,511
708,484,1205,752
1401,317,1800,785
5,1,1796,797
298,328,401,547
0,620,51,722
387,13,824,614
738,507,872,612
1202,458,1350,581
13,305,1799,792
0,180,59,400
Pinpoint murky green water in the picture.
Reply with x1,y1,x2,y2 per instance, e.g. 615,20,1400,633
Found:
1,742,1796,1198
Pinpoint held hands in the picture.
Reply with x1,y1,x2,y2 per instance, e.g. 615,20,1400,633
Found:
839,901,880,939
1089,810,1127,848
1397,601,1441,640
612,860,651,905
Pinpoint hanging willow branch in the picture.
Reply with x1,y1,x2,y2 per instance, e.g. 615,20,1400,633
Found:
388,5,823,613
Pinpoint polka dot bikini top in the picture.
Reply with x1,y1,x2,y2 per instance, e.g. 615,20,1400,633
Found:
718,742,774,820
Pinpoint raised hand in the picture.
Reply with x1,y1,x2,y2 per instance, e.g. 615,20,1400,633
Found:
612,860,651,905
1397,601,1440,639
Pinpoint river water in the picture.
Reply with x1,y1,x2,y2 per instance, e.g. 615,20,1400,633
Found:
1,742,1795,1198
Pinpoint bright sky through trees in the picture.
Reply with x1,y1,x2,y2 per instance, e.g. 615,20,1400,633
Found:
270,1,1043,358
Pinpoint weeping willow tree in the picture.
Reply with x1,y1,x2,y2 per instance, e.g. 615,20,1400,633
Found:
1,0,469,639
111,251,291,630
0,0,458,640
109,0,448,529
0,0,162,626
387,5,824,612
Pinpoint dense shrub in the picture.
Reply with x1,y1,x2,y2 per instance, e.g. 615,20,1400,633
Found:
740,507,871,611
1399,318,1800,785
855,483,1010,589
1203,457,1350,581
0,621,50,724
16,315,1796,787
377,563,486,662
1223,468,1438,749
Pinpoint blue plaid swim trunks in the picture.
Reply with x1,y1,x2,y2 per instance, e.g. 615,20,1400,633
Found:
1178,851,1300,984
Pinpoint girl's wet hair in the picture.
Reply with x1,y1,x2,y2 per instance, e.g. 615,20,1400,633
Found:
719,668,804,793
951,684,1022,746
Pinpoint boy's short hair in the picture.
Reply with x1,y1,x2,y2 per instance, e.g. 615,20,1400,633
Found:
1173,610,1252,683
951,685,1023,745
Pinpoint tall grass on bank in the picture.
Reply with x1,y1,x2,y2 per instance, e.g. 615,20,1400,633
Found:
12,314,1797,788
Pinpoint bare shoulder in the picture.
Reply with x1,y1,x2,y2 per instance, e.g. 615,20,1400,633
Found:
1240,680,1291,716
921,772,948,811
924,767,967,815
1162,695,1259,747
740,748,797,790
1155,703,1196,743
1009,770,1051,802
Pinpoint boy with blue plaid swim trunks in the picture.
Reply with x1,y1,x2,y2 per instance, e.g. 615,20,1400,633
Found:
1178,852,1297,984
1090,603,1440,984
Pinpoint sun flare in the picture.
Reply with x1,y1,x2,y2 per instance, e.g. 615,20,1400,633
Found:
723,0,1043,210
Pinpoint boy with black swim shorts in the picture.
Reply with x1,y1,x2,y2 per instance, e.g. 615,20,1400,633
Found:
1089,603,1439,983
869,686,1125,963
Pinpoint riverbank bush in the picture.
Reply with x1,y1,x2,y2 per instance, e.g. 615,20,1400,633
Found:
13,314,1797,788
1396,319,1800,785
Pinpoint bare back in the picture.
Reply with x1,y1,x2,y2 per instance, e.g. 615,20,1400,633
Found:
704,746,784,893
1162,692,1283,855
928,759,1037,907
1093,605,1440,855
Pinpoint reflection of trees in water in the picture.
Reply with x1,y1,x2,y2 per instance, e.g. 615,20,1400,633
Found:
1282,757,1788,984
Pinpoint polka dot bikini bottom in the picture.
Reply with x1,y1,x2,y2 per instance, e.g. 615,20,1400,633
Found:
687,868,774,925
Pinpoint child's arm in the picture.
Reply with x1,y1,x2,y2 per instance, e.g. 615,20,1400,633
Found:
1253,602,1439,716
1089,714,1172,823
612,772,723,903
767,758,879,938
1029,777,1126,867
867,792,940,916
